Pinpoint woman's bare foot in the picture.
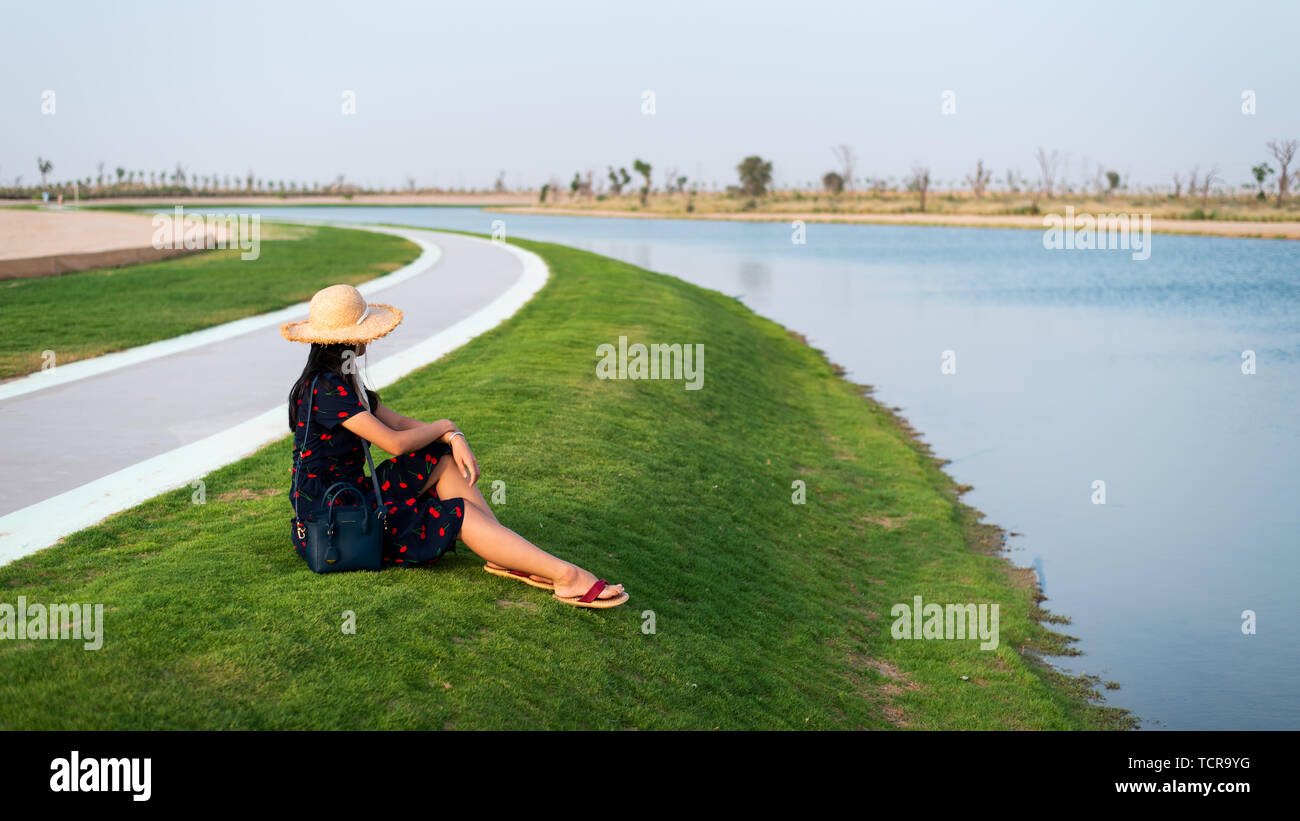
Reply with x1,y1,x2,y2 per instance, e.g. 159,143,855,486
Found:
551,563,625,602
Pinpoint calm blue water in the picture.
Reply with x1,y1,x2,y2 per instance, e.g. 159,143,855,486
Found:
244,205,1300,729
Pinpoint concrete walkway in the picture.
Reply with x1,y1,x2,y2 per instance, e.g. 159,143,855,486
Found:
0,225,547,563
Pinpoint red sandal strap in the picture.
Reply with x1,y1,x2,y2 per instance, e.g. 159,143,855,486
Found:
579,579,608,604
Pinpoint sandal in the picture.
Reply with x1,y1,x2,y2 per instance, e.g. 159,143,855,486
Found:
553,579,629,609
483,564,555,591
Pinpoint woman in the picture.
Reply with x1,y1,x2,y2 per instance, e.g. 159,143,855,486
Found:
282,284,627,609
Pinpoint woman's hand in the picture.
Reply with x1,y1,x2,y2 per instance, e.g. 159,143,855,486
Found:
449,435,480,487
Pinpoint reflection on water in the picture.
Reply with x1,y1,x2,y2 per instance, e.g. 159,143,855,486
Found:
238,205,1300,730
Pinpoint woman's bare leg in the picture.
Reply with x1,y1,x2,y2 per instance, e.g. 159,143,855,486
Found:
420,458,624,601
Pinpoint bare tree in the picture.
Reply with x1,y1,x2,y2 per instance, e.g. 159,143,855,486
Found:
1199,165,1221,208
831,145,857,192
1034,147,1060,199
1266,139,1297,206
906,165,932,212
965,159,992,199
1171,172,1183,198
663,166,679,196
36,157,53,187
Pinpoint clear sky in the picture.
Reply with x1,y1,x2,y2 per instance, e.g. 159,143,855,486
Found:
3,0,1298,191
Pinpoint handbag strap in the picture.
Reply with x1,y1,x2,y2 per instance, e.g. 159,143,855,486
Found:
351,372,386,516
292,372,387,518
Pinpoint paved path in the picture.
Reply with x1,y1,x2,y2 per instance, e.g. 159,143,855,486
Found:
0,225,547,563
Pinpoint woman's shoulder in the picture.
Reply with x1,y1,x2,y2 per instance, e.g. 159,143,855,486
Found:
309,371,367,426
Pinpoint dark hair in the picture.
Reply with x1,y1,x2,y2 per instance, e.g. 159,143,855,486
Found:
287,343,380,431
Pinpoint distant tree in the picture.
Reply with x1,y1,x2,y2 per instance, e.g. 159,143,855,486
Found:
831,145,857,191
1198,165,1220,208
494,170,507,193
570,172,581,198
36,157,53,186
1105,170,1121,198
906,165,932,211
607,166,631,195
736,155,773,197
822,171,845,194
96,161,105,187
539,182,550,203
406,175,417,192
1250,163,1274,200
964,159,991,199
1171,172,1183,198
1034,147,1060,198
1266,139,1297,206
662,167,679,196
676,175,688,193
633,158,652,205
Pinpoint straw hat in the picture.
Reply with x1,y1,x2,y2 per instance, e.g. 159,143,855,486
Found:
281,284,402,345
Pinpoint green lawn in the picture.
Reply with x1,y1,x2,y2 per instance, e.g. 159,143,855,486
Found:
0,236,1131,729
0,224,419,379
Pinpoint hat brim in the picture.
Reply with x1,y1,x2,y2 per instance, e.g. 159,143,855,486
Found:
280,303,403,345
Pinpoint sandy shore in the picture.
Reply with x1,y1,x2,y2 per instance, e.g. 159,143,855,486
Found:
492,206,1300,240
0,208,170,259
0,208,213,277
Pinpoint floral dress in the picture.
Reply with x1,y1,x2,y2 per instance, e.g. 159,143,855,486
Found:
288,371,465,566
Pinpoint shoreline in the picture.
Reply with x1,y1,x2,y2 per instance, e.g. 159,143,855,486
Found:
491,205,1300,240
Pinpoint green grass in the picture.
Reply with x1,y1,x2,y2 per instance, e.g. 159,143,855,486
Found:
0,224,419,379
0,236,1131,729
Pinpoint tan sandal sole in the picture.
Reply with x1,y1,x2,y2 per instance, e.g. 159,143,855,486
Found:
483,564,555,591
552,590,630,609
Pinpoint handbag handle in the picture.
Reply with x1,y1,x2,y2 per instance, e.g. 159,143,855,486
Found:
292,373,387,520
320,482,371,535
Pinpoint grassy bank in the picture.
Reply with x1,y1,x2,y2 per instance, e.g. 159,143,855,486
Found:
0,236,1131,729
0,224,419,379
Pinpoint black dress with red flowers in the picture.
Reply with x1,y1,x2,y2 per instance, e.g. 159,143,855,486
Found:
288,371,465,566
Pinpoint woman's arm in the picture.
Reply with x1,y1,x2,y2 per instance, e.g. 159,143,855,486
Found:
341,411,456,456
371,402,462,439
372,402,446,433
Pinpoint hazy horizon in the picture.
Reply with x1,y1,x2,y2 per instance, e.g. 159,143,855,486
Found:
4,0,1298,192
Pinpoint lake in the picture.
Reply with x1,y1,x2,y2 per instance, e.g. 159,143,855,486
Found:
234,205,1300,729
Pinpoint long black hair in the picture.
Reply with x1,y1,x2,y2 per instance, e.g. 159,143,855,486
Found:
287,343,381,431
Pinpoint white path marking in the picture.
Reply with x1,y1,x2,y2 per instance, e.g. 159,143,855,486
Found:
0,224,441,401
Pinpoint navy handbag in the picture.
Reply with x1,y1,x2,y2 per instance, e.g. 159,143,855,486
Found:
291,375,387,573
